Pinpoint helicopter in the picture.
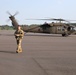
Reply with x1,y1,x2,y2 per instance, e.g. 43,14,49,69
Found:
7,12,76,37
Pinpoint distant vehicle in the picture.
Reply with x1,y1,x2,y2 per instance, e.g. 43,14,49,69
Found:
7,12,76,37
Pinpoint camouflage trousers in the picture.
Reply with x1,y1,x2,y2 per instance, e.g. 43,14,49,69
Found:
16,39,22,53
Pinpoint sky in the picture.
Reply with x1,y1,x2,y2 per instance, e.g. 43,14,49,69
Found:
0,0,76,25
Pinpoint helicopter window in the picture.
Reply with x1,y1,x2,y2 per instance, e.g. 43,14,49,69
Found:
67,26,71,31
58,27,61,31
57,27,65,31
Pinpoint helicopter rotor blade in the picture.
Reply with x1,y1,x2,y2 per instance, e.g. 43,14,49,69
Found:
13,12,19,16
7,11,12,16
26,18,76,22
25,19,47,20
25,18,67,21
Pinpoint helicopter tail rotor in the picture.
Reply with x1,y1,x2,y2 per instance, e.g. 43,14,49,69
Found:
6,11,19,29
7,11,12,16
13,12,19,16
7,11,19,16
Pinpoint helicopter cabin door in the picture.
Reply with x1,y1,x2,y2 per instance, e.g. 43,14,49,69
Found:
50,26,57,34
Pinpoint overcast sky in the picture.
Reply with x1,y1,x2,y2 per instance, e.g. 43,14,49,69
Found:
0,0,76,25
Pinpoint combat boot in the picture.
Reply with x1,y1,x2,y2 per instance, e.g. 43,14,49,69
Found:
16,50,20,53
19,49,22,53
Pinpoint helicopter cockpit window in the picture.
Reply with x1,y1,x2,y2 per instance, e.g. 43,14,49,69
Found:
67,26,71,31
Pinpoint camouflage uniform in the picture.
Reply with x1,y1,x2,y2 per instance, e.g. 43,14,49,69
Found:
14,28,24,53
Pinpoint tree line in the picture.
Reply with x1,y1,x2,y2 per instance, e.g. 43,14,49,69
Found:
0,24,39,30
0,23,76,30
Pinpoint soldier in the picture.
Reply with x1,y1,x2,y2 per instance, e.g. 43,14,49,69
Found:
14,26,24,53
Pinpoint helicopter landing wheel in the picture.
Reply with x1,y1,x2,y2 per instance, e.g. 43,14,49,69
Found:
62,33,68,37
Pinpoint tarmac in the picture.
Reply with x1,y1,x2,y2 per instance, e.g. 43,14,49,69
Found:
0,30,76,75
